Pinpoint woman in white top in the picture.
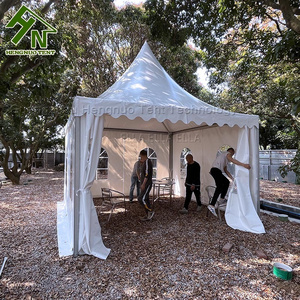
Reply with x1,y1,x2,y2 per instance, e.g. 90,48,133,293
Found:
208,148,251,217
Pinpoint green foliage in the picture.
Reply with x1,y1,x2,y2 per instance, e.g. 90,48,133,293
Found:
58,0,200,97
144,0,300,180
0,2,80,183
2,0,297,183
0,0,201,184
293,97,300,115
0,52,79,182
279,146,300,184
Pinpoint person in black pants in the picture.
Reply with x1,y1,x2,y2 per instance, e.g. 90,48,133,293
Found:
129,159,142,202
179,154,202,214
208,147,251,217
138,150,155,221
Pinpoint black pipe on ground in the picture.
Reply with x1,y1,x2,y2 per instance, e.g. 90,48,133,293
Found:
260,202,300,220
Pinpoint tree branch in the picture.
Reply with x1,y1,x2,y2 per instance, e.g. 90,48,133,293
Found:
279,0,300,34
0,0,21,22
262,0,300,34
10,59,42,84
0,0,57,22
0,0,59,90
0,56,18,75
41,0,58,14
262,0,281,10
265,12,284,35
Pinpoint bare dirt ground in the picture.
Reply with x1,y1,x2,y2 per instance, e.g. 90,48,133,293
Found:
0,171,299,299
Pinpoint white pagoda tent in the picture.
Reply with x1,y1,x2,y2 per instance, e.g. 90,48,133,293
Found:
57,42,265,259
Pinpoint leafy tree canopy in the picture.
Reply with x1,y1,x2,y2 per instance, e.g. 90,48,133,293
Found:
0,0,80,183
56,0,200,97
145,0,300,180
0,0,201,183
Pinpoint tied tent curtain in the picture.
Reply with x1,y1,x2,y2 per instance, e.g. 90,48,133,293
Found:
57,114,110,259
77,114,110,258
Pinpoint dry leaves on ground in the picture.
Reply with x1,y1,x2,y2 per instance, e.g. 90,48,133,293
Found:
260,180,300,207
0,171,299,299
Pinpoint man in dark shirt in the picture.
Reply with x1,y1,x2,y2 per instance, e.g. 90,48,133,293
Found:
138,150,155,221
179,154,202,214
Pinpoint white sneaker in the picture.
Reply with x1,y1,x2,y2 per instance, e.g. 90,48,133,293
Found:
179,207,188,214
218,198,227,206
147,211,155,220
139,215,148,221
208,205,218,217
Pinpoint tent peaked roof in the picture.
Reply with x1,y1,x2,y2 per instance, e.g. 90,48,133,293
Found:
72,41,259,131
98,41,214,108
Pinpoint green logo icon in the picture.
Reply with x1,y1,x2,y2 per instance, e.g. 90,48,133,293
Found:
5,5,57,56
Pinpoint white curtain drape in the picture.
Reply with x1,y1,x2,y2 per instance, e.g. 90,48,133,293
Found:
57,116,75,256
57,114,110,259
77,115,110,258
225,127,265,234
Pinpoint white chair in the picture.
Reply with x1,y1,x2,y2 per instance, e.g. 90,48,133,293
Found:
158,177,175,204
205,186,226,221
100,188,126,222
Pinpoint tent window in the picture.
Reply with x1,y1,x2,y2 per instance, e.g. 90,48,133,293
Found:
180,148,192,179
96,148,108,180
218,144,232,152
143,147,157,179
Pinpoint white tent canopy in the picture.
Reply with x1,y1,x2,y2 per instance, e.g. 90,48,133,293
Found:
72,42,258,129
57,42,265,260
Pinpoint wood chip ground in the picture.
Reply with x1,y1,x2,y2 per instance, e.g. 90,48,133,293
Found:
0,171,299,299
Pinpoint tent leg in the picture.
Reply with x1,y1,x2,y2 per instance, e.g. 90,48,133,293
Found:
0,257,8,278
73,117,81,257
249,126,260,214
169,133,173,179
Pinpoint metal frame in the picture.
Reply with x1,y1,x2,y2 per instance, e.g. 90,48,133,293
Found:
100,188,126,222
73,117,81,257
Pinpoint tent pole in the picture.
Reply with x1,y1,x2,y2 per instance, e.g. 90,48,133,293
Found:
253,126,260,213
248,126,260,214
169,133,173,178
122,137,125,194
73,116,81,257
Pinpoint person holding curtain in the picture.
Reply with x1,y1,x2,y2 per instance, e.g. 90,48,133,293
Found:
208,147,251,217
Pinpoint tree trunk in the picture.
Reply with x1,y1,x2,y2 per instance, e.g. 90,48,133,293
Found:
24,156,32,174
2,145,23,185
25,164,32,174
279,0,300,35
0,0,21,22
2,162,20,184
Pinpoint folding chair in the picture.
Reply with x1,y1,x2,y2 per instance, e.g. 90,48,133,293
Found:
205,186,226,221
159,177,175,204
100,188,126,222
